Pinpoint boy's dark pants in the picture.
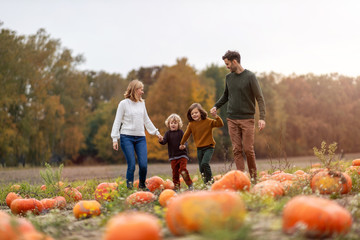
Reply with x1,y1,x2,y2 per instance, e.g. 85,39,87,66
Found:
197,147,214,184
171,157,192,190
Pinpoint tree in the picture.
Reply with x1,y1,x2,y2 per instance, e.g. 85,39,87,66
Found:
0,27,87,165
201,64,230,161
146,58,215,161
85,71,127,111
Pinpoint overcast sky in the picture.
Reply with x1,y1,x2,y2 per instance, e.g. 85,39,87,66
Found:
1,0,360,77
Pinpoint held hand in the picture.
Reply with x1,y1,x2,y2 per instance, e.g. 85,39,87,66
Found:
179,144,186,150
211,110,218,118
113,142,119,151
210,107,217,115
258,120,266,131
157,134,163,142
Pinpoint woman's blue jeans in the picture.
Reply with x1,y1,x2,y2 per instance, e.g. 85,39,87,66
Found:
120,134,148,188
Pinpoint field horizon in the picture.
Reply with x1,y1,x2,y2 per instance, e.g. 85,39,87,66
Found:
1,153,359,185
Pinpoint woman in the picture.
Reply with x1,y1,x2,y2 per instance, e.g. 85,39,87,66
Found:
111,79,162,189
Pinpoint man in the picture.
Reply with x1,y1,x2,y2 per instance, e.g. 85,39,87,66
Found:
210,50,266,182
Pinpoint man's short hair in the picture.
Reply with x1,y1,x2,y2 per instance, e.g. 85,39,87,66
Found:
222,50,241,63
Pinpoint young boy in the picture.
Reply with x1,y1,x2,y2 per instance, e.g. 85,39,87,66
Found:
159,113,193,191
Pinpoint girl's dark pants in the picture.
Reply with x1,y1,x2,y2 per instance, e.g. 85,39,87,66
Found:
197,147,214,184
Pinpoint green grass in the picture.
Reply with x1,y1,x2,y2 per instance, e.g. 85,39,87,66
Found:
2,158,360,240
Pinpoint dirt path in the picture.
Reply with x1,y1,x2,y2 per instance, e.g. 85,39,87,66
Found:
1,153,359,185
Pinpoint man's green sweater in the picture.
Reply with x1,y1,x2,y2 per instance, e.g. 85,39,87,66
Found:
214,69,266,120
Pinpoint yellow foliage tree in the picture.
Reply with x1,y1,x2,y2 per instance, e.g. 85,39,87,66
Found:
146,58,215,161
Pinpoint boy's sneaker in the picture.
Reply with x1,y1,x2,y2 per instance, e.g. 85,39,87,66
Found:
188,183,194,191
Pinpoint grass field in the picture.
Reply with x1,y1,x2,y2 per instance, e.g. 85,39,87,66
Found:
1,153,359,185
1,153,360,240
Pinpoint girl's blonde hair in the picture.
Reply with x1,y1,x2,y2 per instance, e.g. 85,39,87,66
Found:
165,113,183,129
124,79,144,102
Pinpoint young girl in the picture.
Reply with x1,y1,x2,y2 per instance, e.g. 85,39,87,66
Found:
159,113,193,191
180,103,224,184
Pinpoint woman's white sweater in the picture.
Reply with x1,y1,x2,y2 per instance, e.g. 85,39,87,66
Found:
111,99,159,142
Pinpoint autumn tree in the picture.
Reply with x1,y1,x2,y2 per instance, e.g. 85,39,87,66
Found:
145,58,215,161
200,64,231,161
0,27,25,165
83,74,129,163
2,24,360,166
85,71,128,111
89,99,126,163
0,27,86,165
126,66,163,98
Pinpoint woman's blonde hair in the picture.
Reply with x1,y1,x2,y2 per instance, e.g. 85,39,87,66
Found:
165,113,183,129
124,79,144,102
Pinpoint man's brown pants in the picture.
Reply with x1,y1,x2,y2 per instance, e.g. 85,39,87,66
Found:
227,118,257,180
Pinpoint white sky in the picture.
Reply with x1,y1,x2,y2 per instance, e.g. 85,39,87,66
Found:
1,0,360,77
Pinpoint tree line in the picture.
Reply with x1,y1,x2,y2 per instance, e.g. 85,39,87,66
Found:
1,26,360,167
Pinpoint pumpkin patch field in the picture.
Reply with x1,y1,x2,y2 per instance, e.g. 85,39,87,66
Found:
1,154,360,239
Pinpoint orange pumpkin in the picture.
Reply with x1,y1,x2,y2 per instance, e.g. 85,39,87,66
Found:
126,191,156,206
146,176,165,193
133,179,139,189
94,182,118,202
311,163,322,168
6,192,22,207
294,170,305,175
73,200,101,219
271,172,296,182
103,212,162,240
280,180,294,193
259,174,271,182
212,174,223,182
0,210,38,239
283,195,352,237
40,198,57,210
10,198,44,215
272,170,284,175
352,158,360,166
311,170,352,194
211,170,250,191
158,189,177,207
166,191,246,236
251,180,285,197
64,187,82,202
345,165,360,175
340,172,352,194
10,184,21,191
309,167,324,174
163,179,175,190
53,196,67,209
75,183,87,192
259,171,268,177
57,181,64,187
294,170,310,181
